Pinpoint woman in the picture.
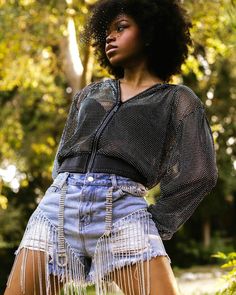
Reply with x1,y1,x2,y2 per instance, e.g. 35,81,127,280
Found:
5,0,218,294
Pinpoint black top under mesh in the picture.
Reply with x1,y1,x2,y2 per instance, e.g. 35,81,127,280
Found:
52,78,218,239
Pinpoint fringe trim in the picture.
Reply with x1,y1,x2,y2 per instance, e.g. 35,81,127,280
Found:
91,208,169,295
7,208,86,295
7,208,169,295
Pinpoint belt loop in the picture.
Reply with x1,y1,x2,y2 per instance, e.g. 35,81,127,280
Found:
83,172,89,186
110,174,118,188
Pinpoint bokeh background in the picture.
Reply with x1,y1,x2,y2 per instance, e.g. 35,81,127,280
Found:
0,0,235,294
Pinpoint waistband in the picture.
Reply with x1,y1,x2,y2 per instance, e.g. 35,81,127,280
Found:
66,172,148,190
58,154,147,186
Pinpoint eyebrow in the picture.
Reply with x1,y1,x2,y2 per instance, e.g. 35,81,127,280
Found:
106,18,129,33
113,18,129,25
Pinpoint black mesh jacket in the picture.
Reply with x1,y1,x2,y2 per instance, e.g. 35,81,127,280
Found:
52,78,218,240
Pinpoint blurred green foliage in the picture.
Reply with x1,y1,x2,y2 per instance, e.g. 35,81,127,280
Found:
213,251,236,294
0,0,236,292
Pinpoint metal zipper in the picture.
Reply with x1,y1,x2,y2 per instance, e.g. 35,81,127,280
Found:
86,102,121,172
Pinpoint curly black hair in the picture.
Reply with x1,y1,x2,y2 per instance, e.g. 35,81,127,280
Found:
84,0,193,82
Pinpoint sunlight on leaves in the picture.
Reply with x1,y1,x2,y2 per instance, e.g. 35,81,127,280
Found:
0,195,8,210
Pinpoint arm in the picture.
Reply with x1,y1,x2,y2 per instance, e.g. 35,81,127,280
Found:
147,85,218,240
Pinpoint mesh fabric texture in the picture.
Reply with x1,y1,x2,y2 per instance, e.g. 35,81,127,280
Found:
52,79,218,239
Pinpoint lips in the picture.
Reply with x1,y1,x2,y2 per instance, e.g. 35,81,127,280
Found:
105,44,118,55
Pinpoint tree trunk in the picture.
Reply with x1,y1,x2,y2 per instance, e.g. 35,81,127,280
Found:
202,218,211,248
59,17,84,96
81,45,94,88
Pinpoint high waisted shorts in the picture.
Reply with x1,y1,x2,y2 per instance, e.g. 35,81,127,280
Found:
8,172,170,295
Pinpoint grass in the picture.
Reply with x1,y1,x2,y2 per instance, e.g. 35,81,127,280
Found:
61,285,119,294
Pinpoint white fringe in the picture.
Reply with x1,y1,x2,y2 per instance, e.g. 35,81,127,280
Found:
7,208,86,295
7,208,169,295
91,208,168,295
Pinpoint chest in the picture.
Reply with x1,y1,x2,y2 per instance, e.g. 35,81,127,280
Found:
119,83,156,103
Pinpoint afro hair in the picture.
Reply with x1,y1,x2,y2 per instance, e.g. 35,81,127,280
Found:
84,0,193,82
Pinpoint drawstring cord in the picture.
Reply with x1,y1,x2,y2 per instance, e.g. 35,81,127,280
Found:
57,182,68,267
104,182,148,237
104,187,113,236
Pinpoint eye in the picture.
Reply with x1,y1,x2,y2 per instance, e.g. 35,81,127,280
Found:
117,25,126,32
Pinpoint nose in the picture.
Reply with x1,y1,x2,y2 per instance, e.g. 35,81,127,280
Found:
106,33,116,44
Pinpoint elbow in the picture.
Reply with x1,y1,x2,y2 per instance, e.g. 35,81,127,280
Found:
200,166,218,192
209,164,218,187
207,174,218,192
212,169,218,187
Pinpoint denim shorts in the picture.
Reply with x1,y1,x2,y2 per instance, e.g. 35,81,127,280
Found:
10,172,170,295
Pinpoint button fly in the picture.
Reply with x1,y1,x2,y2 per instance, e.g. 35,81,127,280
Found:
87,176,94,182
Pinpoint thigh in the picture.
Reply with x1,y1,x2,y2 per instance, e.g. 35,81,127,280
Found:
112,256,180,295
4,248,62,295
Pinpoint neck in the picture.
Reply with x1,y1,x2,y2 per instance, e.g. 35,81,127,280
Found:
121,61,164,88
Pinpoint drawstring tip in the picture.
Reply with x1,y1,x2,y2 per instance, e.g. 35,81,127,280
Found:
56,252,68,267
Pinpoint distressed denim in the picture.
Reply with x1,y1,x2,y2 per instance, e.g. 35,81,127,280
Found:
8,172,170,295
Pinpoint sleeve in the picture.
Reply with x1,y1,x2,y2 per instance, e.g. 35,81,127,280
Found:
51,89,83,180
147,85,218,240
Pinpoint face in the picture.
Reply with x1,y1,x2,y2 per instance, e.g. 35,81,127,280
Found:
105,14,145,68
